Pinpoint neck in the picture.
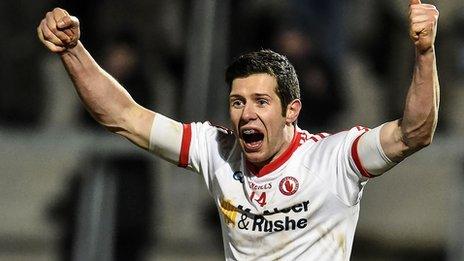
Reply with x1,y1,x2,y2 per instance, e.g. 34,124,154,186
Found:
253,124,296,169
280,124,296,152
246,124,300,177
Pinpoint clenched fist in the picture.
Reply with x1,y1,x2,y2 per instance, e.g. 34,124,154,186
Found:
409,0,439,54
37,8,80,53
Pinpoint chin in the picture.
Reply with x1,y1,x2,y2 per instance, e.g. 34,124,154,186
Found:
243,151,269,166
239,141,269,164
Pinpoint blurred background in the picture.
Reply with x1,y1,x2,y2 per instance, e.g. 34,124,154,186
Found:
1,0,464,260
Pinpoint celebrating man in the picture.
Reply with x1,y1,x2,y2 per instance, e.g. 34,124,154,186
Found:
37,0,439,260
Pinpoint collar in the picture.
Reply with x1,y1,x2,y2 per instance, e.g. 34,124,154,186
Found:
246,130,302,177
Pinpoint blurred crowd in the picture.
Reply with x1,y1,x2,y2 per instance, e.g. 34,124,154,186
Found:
3,0,347,131
1,0,463,133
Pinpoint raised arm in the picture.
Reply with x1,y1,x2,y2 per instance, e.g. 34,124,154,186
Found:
37,8,155,150
360,0,439,166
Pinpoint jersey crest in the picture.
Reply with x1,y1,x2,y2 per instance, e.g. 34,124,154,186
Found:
279,176,299,196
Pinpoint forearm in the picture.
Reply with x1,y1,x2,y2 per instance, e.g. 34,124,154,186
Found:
60,41,136,129
401,48,439,150
60,41,154,149
37,9,155,150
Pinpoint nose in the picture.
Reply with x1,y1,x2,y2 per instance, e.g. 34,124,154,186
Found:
241,103,258,122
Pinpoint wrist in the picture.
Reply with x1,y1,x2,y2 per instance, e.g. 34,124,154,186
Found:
59,40,83,57
415,46,435,57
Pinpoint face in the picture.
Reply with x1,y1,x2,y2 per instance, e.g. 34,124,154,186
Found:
229,73,300,167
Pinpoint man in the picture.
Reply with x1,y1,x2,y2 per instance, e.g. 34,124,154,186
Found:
37,0,439,260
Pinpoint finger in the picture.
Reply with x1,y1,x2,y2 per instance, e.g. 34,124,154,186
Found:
37,23,65,52
57,15,79,30
412,4,437,9
62,28,74,38
411,15,431,24
45,11,71,44
52,7,69,26
37,21,46,42
45,11,56,28
57,16,79,41
411,23,426,34
410,8,439,23
409,0,421,5
410,5,438,13
41,20,65,46
58,16,80,46
43,39,66,52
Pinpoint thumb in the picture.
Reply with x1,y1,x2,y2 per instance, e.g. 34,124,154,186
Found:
409,0,421,5
57,15,79,29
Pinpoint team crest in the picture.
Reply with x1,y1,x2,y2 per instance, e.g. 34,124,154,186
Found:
279,176,299,196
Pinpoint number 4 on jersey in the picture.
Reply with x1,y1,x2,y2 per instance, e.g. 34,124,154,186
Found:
250,191,267,207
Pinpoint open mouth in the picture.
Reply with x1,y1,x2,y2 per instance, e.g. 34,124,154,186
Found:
241,129,264,151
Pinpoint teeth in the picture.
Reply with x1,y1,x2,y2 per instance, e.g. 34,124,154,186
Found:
243,129,256,135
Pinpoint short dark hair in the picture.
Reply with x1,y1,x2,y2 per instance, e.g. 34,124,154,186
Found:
225,49,300,115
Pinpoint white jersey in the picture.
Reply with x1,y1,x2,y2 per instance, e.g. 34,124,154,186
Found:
150,115,392,260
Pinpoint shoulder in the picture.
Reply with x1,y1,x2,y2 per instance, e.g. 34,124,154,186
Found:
190,121,234,137
190,121,238,160
297,125,371,153
315,126,370,142
211,123,237,151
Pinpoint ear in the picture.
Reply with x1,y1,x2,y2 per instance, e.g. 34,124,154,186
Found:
285,99,302,125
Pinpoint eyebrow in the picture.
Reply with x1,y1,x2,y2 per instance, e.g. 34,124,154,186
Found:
229,94,243,100
229,93,272,99
254,93,272,98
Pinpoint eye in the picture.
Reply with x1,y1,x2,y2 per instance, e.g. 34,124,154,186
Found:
231,99,244,108
257,98,269,107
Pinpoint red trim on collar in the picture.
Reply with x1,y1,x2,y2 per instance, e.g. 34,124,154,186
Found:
246,131,302,177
